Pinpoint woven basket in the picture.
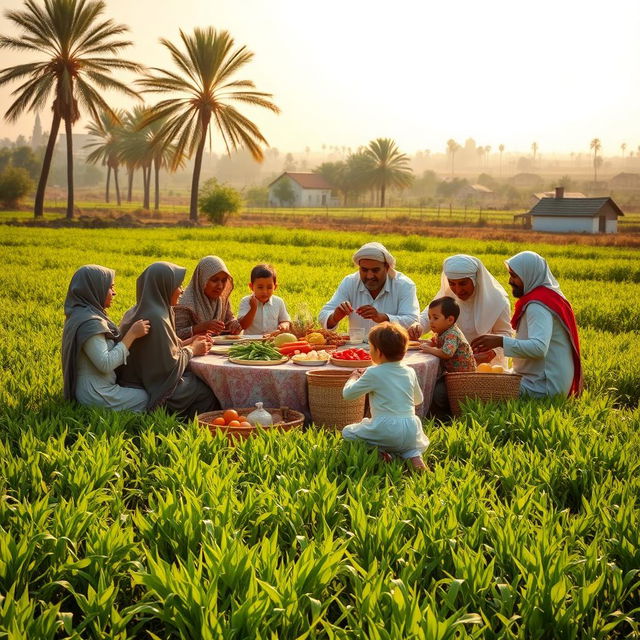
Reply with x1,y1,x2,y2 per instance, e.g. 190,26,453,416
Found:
306,369,365,430
198,406,304,441
445,372,523,416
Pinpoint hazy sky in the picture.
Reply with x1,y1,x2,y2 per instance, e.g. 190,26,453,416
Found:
0,0,639,156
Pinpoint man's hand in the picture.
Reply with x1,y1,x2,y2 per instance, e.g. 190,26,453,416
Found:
471,334,504,353
278,321,291,331
473,350,496,365
331,301,354,325
407,323,423,340
356,305,387,323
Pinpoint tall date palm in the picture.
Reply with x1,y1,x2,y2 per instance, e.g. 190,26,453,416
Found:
0,0,141,218
362,138,413,207
137,27,280,221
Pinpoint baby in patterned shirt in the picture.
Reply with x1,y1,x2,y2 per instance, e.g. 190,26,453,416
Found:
420,296,476,372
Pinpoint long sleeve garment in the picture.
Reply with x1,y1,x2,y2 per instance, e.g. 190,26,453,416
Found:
174,303,236,339
75,334,148,411
418,298,512,365
502,302,574,398
319,272,419,333
341,362,429,458
238,295,290,335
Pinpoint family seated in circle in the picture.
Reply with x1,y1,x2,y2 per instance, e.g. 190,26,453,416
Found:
62,242,581,418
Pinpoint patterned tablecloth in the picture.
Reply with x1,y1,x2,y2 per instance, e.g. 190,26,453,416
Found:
190,350,440,422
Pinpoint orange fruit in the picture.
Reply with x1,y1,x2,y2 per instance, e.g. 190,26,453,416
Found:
237,415,248,423
212,417,226,426
491,364,504,373
223,409,239,423
227,420,241,427
239,421,252,428
477,363,493,373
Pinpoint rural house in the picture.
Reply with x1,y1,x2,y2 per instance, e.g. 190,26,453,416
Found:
456,183,495,205
523,187,623,233
268,172,340,207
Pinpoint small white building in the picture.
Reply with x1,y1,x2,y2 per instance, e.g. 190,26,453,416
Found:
268,172,340,207
525,187,623,234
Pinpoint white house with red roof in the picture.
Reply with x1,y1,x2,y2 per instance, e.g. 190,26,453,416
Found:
268,172,340,207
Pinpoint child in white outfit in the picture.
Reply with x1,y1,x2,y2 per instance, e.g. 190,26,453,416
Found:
341,322,429,471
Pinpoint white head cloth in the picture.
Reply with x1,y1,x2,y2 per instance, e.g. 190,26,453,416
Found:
435,254,510,337
506,251,564,297
352,242,397,277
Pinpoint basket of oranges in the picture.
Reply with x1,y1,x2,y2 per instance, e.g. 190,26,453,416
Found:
198,407,304,441
445,364,522,416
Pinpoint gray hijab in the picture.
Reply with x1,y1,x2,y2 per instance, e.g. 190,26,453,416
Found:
62,265,119,401
506,251,564,297
118,262,189,410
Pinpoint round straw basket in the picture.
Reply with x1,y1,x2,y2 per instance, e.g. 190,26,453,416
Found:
445,372,523,416
306,369,366,430
198,406,304,442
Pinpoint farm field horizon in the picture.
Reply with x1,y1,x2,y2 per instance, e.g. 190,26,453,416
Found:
1,224,639,638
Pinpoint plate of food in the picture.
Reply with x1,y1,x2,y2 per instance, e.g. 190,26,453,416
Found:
209,345,232,355
330,347,373,368
212,335,244,345
291,350,331,366
407,340,422,350
228,356,289,366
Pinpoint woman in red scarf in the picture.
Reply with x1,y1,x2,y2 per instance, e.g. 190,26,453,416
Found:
471,251,582,398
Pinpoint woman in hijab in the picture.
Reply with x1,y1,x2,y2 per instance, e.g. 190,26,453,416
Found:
62,265,150,411
118,262,219,418
174,256,242,340
408,254,512,365
472,251,582,398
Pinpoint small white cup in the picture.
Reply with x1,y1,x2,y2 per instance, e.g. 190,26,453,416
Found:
348,327,365,344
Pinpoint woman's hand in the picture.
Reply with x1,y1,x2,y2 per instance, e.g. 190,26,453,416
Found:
191,335,212,356
122,319,150,348
226,320,243,335
407,323,423,340
200,319,225,335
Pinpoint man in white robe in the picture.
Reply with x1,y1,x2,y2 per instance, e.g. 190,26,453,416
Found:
319,242,419,334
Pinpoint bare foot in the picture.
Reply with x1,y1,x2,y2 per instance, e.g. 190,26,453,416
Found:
408,456,427,472
379,450,393,463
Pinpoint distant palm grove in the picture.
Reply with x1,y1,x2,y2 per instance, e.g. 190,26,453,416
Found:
0,0,280,221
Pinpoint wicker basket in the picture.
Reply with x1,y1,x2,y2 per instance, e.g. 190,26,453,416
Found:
198,406,304,441
445,372,523,416
306,369,365,430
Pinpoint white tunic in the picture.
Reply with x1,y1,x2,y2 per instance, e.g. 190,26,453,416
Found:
237,295,290,335
503,302,574,398
75,334,148,411
341,361,430,459
319,271,419,333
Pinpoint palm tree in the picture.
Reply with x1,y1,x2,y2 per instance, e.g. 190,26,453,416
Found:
362,138,413,207
620,142,627,167
531,141,539,165
85,108,125,205
498,144,505,177
447,139,460,177
590,138,602,182
0,0,141,218
137,27,280,221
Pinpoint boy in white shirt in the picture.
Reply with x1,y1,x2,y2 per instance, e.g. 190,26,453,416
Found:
238,264,291,335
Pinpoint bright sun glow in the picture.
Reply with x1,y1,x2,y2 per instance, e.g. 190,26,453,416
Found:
0,0,638,155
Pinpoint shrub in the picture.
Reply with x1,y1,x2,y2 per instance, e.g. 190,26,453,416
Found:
0,166,33,208
199,178,242,224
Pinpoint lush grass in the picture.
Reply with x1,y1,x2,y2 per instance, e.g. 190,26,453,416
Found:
1,225,639,638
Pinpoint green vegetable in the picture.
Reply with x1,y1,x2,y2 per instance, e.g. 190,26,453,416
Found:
228,341,283,360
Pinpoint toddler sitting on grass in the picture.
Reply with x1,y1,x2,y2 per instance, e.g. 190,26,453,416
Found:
341,322,429,471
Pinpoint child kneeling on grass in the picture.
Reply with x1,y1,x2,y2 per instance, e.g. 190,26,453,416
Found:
341,322,429,471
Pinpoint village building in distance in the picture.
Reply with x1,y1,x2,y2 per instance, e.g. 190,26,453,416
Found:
521,187,623,233
268,172,340,207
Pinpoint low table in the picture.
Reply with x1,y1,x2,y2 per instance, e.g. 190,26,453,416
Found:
190,350,440,422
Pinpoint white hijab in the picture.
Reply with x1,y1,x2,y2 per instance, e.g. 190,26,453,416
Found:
435,254,510,338
352,242,397,277
506,251,564,297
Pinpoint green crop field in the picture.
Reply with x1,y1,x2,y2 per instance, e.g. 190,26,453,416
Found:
1,226,639,638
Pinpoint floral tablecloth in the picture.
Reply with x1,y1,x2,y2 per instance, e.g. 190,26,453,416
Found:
190,350,440,422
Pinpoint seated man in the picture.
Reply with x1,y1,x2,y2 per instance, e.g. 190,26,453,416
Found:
319,242,419,333
471,251,582,398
